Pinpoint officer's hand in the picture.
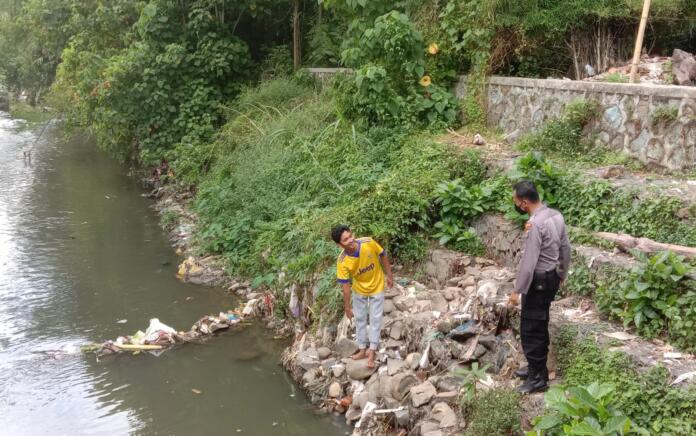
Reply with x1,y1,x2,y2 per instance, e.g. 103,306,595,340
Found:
344,305,353,320
507,292,520,307
387,276,394,289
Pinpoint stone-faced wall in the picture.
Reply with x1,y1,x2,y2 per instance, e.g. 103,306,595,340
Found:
455,76,696,170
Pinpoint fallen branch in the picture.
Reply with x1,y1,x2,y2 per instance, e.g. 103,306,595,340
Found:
594,231,696,259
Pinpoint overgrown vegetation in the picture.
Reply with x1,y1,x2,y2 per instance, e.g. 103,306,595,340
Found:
651,104,679,127
463,388,521,436
189,77,481,317
554,326,696,434
530,382,639,435
517,99,601,160
596,251,696,351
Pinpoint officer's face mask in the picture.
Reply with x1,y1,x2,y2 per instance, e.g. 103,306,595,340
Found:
513,198,527,215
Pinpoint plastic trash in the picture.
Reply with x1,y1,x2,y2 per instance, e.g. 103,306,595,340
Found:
144,318,176,342
288,286,300,318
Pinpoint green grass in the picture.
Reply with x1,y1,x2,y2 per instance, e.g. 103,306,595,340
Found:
9,100,55,123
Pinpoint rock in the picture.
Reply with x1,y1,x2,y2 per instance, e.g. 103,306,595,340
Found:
598,165,625,179
329,382,343,398
367,377,380,403
460,276,476,287
321,358,337,369
332,364,345,377
390,321,403,340
406,352,421,370
391,372,419,400
384,338,403,348
317,347,332,359
436,376,461,393
430,340,448,362
434,391,459,405
393,295,416,312
354,391,369,409
385,287,401,298
672,49,696,85
378,375,394,399
336,337,359,358
430,293,449,312
425,249,471,286
443,287,458,301
410,381,437,407
394,408,410,426
473,133,485,145
478,335,498,350
414,300,432,312
346,359,378,380
446,276,465,286
387,358,406,376
298,348,320,370
383,299,395,314
437,319,453,334
302,368,319,385
432,402,458,428
345,407,362,422
420,421,441,435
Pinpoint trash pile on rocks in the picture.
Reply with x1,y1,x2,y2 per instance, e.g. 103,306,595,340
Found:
582,50,696,86
281,252,525,436
83,311,245,359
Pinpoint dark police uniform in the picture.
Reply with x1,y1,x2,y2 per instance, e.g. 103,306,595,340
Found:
515,204,571,384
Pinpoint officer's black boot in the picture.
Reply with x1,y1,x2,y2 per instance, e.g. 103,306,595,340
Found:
514,366,529,379
516,367,548,394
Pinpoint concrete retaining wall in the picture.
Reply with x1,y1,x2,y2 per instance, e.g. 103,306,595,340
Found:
455,76,696,170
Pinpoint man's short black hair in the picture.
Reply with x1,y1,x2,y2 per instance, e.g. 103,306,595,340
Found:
331,225,350,244
514,180,540,202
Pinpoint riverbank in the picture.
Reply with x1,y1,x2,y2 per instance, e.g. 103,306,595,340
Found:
144,168,696,435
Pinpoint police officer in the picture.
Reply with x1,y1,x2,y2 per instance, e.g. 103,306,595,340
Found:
508,181,571,394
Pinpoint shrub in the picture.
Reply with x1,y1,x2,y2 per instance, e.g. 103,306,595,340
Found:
555,326,696,434
464,388,521,436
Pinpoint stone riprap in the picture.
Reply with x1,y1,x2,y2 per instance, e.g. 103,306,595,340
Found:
455,76,696,171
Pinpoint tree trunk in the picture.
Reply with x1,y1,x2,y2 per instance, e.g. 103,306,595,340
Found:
293,0,302,71
595,232,696,259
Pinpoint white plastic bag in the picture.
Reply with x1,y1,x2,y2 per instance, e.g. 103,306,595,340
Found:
144,318,176,342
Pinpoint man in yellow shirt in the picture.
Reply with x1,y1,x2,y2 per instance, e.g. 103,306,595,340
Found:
332,225,393,368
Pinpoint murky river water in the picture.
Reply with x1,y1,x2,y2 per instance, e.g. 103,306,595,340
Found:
0,113,344,435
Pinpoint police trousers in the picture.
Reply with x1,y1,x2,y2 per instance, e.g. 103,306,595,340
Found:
521,270,561,376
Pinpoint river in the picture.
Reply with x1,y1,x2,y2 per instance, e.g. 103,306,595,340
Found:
0,113,344,435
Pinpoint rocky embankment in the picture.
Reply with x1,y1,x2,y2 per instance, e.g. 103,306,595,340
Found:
145,178,696,435
280,250,523,436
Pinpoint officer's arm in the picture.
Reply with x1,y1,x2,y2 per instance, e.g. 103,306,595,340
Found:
515,225,542,295
557,221,571,280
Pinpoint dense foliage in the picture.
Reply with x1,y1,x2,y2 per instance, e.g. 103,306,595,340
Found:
555,326,696,434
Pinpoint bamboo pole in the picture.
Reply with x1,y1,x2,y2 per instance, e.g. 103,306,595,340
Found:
629,0,652,83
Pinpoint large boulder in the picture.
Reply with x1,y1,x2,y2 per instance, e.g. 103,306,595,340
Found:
432,402,458,428
346,359,377,380
425,249,471,287
410,380,437,407
335,337,359,358
672,49,696,85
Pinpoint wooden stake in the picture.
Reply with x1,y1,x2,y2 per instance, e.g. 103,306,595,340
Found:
293,0,302,71
629,0,652,83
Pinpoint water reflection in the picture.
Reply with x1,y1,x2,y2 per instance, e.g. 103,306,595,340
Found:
0,113,344,435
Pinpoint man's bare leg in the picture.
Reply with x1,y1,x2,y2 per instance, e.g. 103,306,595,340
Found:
352,349,367,360
366,349,376,368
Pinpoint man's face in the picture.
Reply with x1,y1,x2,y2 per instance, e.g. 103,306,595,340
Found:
338,230,357,251
513,194,529,215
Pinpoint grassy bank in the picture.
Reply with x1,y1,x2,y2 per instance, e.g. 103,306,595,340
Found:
173,76,485,321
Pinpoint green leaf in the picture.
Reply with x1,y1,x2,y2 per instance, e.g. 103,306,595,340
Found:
534,414,563,430
604,416,631,434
